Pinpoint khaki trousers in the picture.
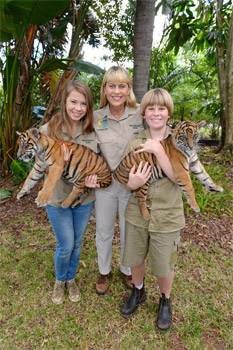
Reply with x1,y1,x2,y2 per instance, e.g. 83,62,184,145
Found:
95,179,131,275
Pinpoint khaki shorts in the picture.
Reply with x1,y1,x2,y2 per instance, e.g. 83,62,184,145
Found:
122,221,180,277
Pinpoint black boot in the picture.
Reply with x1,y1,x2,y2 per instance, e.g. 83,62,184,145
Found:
156,293,172,330
120,285,146,317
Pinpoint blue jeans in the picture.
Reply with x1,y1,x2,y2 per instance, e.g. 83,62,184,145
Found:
46,201,94,281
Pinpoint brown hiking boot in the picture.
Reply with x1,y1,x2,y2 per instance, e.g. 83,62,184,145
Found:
67,279,80,302
51,280,65,304
96,273,111,295
122,273,133,289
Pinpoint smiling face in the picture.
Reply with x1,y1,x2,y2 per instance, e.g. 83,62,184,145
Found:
66,90,87,124
103,82,130,109
143,104,170,131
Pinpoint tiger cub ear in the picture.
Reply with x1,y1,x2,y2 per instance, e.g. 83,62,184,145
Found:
16,131,21,136
168,120,178,129
198,120,206,128
30,128,41,139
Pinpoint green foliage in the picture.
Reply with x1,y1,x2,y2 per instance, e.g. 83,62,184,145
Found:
91,0,136,62
80,72,104,108
10,159,33,184
165,0,232,58
73,59,104,75
0,188,13,200
150,44,220,123
0,0,70,41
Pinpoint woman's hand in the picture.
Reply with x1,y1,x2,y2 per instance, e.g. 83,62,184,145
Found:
127,161,152,190
135,139,163,156
62,143,72,162
85,175,100,188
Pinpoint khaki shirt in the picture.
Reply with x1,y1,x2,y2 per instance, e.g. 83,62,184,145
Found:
125,128,185,233
94,105,143,171
39,123,99,207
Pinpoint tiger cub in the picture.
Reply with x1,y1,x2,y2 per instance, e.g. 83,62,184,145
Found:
114,120,223,220
16,128,112,207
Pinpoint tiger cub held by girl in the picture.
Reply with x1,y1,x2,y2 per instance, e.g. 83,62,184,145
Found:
114,120,223,220
17,128,112,207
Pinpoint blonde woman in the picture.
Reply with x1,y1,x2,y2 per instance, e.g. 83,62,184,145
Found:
94,66,144,294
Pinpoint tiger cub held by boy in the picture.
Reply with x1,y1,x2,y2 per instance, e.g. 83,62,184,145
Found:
17,128,112,207
114,120,223,220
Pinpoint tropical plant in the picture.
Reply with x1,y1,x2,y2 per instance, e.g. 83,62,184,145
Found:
165,0,233,151
0,0,104,175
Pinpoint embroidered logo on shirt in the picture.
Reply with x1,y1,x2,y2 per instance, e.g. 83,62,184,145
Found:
97,115,108,130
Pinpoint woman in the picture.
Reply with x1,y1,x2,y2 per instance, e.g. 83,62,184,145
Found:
40,80,98,304
94,66,144,295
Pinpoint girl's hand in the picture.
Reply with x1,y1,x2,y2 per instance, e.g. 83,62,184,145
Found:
85,175,100,188
62,143,72,162
135,139,163,156
127,161,152,190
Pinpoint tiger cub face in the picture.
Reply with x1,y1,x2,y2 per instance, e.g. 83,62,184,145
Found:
172,120,206,156
16,129,41,162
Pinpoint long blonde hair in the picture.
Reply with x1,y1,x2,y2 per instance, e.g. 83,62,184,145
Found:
99,66,137,108
48,80,94,139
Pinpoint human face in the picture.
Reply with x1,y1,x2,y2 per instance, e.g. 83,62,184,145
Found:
104,82,130,108
66,90,87,124
144,104,170,130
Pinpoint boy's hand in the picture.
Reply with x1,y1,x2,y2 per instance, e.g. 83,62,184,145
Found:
127,161,151,190
135,139,164,156
85,175,100,188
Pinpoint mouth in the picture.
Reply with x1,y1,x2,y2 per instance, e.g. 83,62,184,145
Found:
150,116,163,121
111,96,123,101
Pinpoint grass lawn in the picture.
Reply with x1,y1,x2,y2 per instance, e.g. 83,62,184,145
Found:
0,149,232,349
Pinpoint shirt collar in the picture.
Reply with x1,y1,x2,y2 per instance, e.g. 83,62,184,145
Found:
141,125,171,141
104,104,131,121
61,125,82,140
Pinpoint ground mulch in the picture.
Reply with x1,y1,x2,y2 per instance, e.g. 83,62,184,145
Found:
1,177,232,254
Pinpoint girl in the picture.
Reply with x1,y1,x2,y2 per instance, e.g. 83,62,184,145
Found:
40,80,98,304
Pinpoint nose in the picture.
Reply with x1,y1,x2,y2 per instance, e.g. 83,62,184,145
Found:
154,106,160,115
74,103,82,111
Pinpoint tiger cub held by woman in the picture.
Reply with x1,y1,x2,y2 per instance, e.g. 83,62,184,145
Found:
17,128,112,207
114,120,223,220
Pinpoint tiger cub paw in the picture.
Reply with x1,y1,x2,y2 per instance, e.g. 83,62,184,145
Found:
61,199,71,208
35,190,51,207
192,206,200,213
210,185,224,193
17,190,27,200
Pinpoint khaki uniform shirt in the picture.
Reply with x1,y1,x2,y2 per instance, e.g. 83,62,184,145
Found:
94,105,143,171
125,128,186,233
39,123,99,207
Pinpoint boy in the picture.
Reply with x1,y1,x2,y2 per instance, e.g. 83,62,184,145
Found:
120,88,185,330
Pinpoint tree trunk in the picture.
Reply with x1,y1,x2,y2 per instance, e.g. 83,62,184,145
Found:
216,1,233,152
225,7,233,151
133,0,156,102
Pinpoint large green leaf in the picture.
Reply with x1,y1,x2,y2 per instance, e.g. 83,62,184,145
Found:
37,58,69,73
72,60,105,75
0,0,70,41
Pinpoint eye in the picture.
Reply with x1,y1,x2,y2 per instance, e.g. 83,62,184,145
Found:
119,84,127,89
